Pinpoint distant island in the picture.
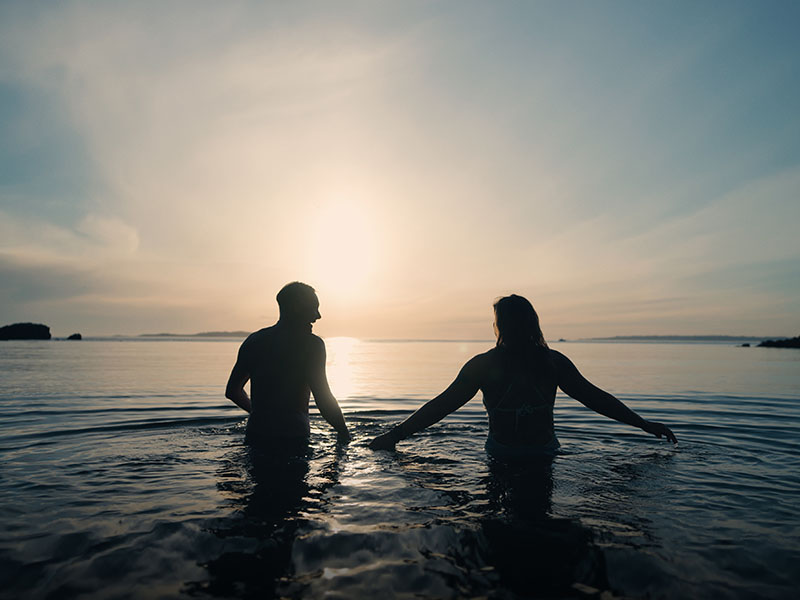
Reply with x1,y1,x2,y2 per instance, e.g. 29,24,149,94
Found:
757,336,800,348
0,322,52,340
584,335,766,343
139,331,250,338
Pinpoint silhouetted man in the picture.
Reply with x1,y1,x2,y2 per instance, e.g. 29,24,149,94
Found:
225,282,350,444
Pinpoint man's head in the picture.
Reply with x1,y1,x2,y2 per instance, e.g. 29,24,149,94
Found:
276,282,321,326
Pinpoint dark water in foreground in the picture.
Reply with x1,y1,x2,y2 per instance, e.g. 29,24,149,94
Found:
1,339,799,599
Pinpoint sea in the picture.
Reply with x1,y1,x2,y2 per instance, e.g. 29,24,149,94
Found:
1,337,798,599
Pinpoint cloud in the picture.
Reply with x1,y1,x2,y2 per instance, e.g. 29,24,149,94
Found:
76,214,139,255
0,209,139,265
0,2,422,256
0,253,96,304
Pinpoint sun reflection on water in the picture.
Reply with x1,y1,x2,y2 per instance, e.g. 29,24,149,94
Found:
324,337,361,400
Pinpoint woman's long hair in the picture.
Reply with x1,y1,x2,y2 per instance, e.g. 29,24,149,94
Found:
493,295,554,378
493,295,548,350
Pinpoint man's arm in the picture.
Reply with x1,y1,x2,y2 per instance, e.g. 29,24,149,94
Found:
309,338,350,441
225,356,252,414
553,350,677,443
369,356,482,450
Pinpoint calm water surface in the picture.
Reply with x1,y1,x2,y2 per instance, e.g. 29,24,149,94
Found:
1,339,799,599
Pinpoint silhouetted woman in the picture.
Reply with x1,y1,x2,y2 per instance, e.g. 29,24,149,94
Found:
369,295,676,458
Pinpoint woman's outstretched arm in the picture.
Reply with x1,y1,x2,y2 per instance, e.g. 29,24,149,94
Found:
553,350,677,444
369,356,482,450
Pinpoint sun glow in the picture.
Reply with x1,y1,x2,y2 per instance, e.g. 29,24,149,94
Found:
307,199,378,302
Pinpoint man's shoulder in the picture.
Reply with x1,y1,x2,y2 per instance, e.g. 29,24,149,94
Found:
307,332,325,353
243,327,323,352
286,331,325,366
238,326,274,354
242,326,272,344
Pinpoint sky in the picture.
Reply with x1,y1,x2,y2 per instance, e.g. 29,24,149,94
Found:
1,1,799,339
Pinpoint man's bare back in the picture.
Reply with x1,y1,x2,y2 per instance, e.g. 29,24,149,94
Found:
225,282,349,444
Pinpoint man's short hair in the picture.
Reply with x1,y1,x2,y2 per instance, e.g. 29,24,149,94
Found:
276,282,316,315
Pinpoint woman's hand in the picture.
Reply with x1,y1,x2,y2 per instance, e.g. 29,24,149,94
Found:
368,430,399,451
368,358,481,452
642,420,678,444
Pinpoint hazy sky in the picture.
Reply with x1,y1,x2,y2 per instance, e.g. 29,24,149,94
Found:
1,1,799,339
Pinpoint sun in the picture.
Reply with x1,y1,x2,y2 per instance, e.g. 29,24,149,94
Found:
306,199,378,301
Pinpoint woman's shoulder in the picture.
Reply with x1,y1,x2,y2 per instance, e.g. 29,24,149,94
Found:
547,348,570,364
459,347,496,372
472,346,500,363
545,349,581,382
468,345,566,369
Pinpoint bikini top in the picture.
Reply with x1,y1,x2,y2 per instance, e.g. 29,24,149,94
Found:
484,371,555,442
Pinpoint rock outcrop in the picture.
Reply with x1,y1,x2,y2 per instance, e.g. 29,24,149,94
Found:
0,323,52,340
758,336,800,348
67,333,82,340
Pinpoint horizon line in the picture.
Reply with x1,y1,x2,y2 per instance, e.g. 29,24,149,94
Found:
71,333,784,343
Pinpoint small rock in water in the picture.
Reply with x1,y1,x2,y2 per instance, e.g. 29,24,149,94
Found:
67,333,82,340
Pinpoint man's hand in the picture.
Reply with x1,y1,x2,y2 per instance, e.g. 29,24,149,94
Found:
642,420,678,444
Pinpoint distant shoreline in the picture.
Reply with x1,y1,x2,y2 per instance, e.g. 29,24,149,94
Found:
5,326,784,343
90,333,779,344
138,331,250,338
579,335,767,343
